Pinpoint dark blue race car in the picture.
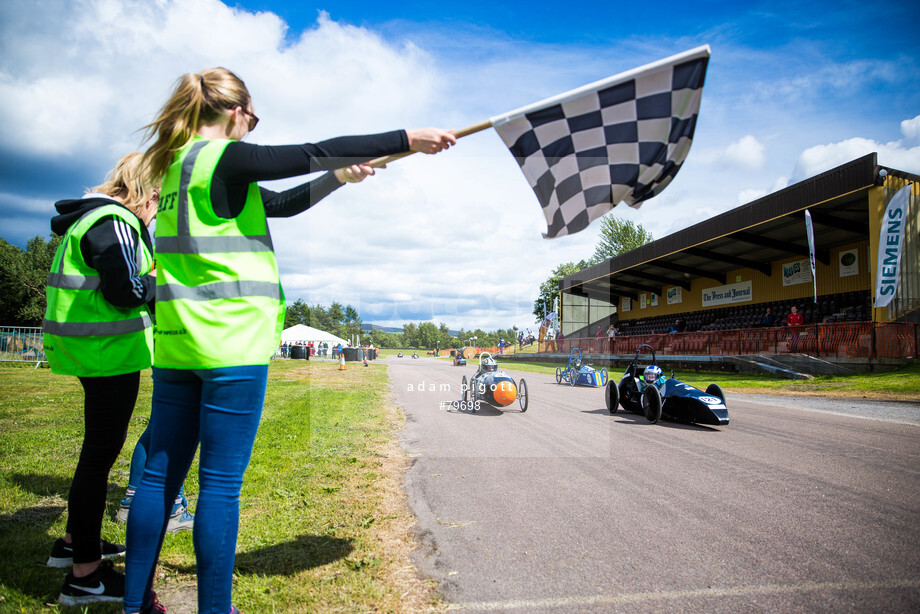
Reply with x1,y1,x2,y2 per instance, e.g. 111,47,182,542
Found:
606,344,729,426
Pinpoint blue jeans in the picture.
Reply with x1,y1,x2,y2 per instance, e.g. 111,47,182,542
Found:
126,426,187,508
124,365,268,614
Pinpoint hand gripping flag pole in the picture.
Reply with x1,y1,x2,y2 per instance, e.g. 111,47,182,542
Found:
369,45,710,239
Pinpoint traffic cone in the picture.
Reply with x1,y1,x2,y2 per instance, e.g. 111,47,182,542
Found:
338,353,346,370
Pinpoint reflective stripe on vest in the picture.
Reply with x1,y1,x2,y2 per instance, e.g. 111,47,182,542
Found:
43,313,152,336
42,203,153,376
158,280,282,302
46,272,101,290
154,137,285,368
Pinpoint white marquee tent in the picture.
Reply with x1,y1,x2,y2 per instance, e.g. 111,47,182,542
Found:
280,324,347,347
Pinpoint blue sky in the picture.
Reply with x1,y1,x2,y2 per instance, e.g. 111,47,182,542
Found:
1,0,918,331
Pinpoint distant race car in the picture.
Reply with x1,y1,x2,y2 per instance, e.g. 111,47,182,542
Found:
606,344,729,426
453,352,467,366
555,347,608,387
456,352,528,412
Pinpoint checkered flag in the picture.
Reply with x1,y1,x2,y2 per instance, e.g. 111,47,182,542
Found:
491,46,710,238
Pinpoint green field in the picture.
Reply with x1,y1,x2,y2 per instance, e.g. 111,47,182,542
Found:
0,361,443,613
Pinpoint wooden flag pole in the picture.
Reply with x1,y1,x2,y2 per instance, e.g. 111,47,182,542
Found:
367,119,493,168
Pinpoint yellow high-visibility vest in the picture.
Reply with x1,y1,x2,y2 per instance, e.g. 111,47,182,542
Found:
154,137,284,368
43,204,153,376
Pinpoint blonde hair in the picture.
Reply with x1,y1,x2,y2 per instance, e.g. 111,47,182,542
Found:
90,152,156,216
140,67,251,184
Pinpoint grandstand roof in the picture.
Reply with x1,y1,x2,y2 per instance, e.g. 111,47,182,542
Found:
561,153,918,303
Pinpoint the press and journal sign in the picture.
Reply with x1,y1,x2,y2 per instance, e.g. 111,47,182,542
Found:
875,184,912,309
701,280,752,307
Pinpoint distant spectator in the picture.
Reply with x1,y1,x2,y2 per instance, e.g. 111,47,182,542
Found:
759,307,776,327
786,305,803,327
666,319,685,333
596,325,603,337
607,324,617,338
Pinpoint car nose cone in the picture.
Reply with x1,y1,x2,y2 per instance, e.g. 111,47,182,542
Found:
493,380,517,406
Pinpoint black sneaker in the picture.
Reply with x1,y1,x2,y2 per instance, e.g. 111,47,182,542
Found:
46,537,126,568
57,559,124,605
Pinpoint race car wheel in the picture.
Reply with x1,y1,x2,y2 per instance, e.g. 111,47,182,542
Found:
642,386,662,424
605,380,618,414
568,369,576,387
619,379,640,412
555,367,563,384
600,367,608,386
706,383,725,403
518,378,528,412
461,375,468,404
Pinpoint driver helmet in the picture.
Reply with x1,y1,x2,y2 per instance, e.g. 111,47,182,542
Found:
643,365,662,384
482,356,498,372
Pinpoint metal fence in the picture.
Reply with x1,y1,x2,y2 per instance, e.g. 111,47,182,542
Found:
540,321,918,360
0,326,47,365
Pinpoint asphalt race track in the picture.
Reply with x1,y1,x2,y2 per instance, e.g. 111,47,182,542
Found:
386,356,920,613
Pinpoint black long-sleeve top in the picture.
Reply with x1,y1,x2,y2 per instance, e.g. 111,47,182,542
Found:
211,130,410,219
49,197,155,310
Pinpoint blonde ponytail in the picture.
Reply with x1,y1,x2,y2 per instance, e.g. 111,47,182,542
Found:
90,152,156,215
140,67,251,184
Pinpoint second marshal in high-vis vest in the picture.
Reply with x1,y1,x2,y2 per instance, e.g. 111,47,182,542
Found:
43,204,154,376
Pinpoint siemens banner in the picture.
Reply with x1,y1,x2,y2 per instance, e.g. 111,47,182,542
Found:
875,184,912,308
701,281,752,307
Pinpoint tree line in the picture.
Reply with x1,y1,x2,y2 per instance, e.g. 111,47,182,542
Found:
2,216,651,345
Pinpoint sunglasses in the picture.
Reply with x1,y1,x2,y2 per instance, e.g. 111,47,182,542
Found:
240,107,259,132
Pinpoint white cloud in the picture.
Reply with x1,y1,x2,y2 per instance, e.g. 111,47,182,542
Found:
737,188,766,205
722,135,766,169
901,115,920,142
791,136,920,182
692,134,766,171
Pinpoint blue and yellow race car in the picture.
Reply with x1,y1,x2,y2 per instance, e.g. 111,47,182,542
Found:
556,347,608,387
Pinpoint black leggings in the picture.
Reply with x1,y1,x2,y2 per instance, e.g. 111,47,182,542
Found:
66,371,139,564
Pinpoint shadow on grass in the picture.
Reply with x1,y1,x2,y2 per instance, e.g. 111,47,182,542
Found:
163,535,354,577
12,472,73,498
235,535,353,576
0,504,73,607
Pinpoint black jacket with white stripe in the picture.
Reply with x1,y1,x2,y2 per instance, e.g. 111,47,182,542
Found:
49,196,155,310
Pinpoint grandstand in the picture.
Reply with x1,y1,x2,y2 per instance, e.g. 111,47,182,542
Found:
549,154,918,372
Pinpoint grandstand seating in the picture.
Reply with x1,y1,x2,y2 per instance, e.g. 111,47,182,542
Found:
611,290,871,336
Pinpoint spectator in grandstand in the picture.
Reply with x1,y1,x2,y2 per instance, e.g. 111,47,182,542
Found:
786,304,806,351
666,319,685,333
759,307,776,327
42,153,158,606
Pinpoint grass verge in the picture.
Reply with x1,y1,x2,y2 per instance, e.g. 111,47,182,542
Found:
0,361,444,613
